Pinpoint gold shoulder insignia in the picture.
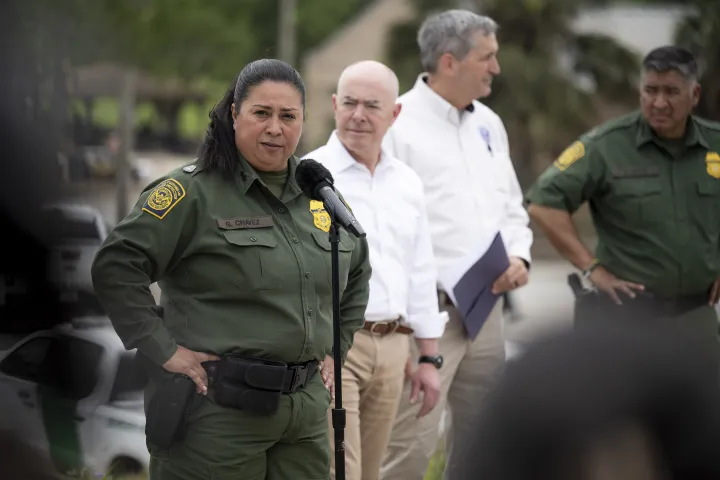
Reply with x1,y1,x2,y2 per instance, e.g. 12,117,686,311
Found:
142,178,186,219
554,141,585,171
705,151,720,179
310,200,330,232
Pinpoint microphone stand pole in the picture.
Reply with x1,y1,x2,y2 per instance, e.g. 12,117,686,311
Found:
328,218,346,480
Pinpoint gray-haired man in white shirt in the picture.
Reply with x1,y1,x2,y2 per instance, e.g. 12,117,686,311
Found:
304,60,447,480
381,9,534,480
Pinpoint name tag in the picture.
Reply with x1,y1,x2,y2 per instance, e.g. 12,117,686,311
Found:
612,166,660,179
217,216,274,229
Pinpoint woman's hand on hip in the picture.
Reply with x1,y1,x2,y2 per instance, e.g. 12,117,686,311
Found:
319,355,334,401
162,345,221,395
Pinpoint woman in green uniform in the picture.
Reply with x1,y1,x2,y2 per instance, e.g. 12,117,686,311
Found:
91,58,372,480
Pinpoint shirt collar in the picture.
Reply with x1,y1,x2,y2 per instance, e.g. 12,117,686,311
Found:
325,130,393,174
411,74,475,122
234,152,302,200
635,113,709,149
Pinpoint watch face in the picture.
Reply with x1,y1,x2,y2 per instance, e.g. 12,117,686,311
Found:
421,355,443,369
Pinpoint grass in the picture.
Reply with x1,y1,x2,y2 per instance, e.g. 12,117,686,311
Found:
73,92,223,142
424,445,446,480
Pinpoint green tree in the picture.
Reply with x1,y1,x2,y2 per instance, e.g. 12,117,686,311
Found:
18,0,369,149
669,0,720,121
42,0,367,82
386,0,641,189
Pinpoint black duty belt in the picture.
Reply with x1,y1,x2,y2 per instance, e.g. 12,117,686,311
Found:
199,354,318,415
628,291,709,315
203,354,318,394
588,289,709,318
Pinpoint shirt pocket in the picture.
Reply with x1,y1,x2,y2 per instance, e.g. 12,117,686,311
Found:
221,229,282,291
694,178,720,237
310,230,356,294
610,179,664,225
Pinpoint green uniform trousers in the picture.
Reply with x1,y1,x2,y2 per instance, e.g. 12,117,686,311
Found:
148,373,332,480
575,294,719,353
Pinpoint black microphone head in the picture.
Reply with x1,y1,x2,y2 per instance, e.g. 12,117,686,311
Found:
295,158,334,200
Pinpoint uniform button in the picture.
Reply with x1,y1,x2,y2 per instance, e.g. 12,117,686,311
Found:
278,207,285,213
306,347,313,354
292,237,299,243
305,272,311,278
250,236,257,242
308,308,313,316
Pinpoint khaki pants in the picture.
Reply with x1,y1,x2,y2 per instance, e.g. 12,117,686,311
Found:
380,298,505,479
329,328,410,480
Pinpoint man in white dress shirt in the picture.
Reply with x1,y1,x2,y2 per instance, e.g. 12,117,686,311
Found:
381,9,534,479
304,60,447,480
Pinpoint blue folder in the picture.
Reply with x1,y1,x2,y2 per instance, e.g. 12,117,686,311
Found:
452,232,510,340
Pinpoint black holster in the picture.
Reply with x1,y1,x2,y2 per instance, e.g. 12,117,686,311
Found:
207,354,318,416
145,373,199,449
136,352,202,450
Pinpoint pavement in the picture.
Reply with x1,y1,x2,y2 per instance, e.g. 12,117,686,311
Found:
56,153,585,348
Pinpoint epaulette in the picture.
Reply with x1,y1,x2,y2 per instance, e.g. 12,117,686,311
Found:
583,110,642,142
181,158,203,176
694,116,720,132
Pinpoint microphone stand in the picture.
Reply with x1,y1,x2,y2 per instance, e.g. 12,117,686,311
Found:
328,218,346,480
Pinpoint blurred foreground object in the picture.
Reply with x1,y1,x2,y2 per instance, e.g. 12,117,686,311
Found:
455,323,720,479
0,432,62,480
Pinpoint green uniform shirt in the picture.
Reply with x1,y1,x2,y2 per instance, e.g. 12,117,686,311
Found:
526,110,720,297
91,155,372,367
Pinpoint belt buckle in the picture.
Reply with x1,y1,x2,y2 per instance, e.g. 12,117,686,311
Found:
289,363,307,391
369,321,398,335
369,322,385,335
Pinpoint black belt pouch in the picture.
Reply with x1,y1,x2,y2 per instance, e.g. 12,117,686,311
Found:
213,354,289,416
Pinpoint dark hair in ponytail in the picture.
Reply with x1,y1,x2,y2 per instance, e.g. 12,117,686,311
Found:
197,59,306,176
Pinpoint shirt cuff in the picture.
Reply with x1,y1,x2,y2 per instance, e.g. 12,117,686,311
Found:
407,311,449,339
134,329,178,367
508,245,532,268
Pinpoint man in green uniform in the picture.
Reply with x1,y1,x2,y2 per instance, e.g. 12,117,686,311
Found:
92,153,371,479
525,45,720,342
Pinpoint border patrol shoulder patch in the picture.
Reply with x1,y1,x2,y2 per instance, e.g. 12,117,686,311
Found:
142,178,186,220
554,141,585,171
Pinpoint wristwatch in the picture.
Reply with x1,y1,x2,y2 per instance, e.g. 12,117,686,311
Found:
418,355,444,369
582,259,600,279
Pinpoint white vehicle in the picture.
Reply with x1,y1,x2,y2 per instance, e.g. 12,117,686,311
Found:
42,202,109,292
0,316,149,477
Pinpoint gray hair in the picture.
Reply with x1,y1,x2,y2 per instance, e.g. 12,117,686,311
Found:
418,9,498,73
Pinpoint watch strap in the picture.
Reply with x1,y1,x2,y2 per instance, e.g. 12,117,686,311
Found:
582,259,600,279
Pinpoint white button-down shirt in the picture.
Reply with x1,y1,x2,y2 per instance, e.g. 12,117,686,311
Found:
303,131,448,338
384,74,533,277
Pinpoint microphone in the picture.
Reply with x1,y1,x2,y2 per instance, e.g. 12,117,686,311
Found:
295,159,366,238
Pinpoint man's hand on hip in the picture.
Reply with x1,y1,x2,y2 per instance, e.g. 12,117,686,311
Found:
588,265,644,305
409,363,441,418
491,256,529,294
